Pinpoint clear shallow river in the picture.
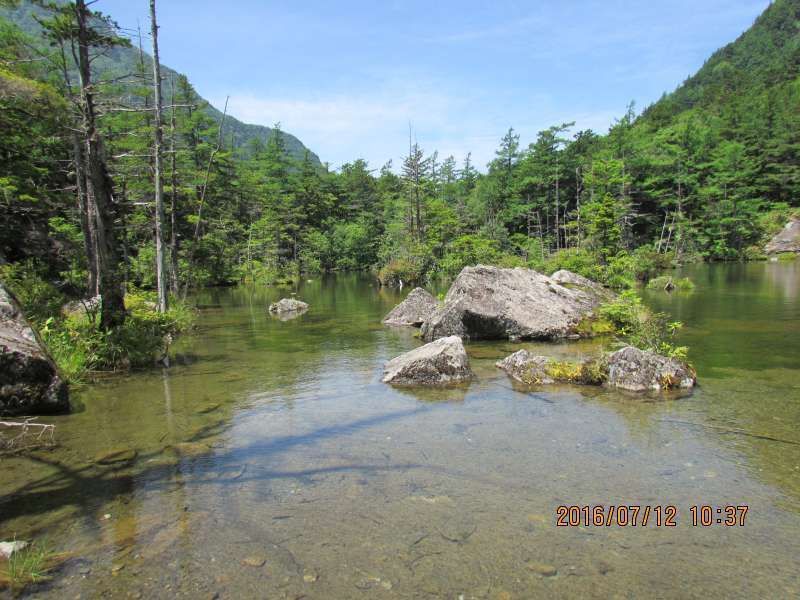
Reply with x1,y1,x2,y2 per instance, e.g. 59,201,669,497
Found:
1,262,799,599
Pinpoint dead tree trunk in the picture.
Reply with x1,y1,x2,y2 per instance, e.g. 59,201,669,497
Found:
75,0,125,330
72,133,98,295
150,0,168,312
168,87,179,295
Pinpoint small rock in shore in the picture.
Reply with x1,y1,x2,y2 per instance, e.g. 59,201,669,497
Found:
382,336,473,385
528,562,558,577
0,540,28,558
382,288,438,327
94,448,138,465
303,569,319,583
242,555,267,568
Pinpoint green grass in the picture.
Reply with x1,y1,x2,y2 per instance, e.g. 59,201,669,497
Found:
40,290,196,383
647,275,695,292
0,539,66,592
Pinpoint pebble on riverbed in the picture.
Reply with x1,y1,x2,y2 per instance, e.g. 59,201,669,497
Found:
242,555,267,568
527,562,558,577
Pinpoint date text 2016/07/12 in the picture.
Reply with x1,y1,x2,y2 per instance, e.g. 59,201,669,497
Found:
555,505,749,527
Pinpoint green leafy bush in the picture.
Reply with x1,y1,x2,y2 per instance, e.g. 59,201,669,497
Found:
39,290,194,382
598,290,688,359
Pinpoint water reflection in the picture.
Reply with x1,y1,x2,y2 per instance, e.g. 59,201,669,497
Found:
1,268,799,598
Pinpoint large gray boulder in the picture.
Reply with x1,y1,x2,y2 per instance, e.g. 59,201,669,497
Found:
765,218,800,254
0,283,69,416
268,298,309,315
551,269,614,300
382,336,473,385
495,349,554,385
607,346,696,392
421,265,601,342
382,288,438,327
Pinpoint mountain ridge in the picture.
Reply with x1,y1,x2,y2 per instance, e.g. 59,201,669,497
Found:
0,0,321,165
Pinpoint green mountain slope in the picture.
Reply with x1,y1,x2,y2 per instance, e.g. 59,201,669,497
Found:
0,0,320,165
620,0,800,258
642,0,800,125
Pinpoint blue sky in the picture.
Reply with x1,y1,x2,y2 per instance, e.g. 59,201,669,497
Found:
101,0,769,170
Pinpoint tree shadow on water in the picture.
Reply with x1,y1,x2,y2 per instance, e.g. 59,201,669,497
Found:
0,406,430,534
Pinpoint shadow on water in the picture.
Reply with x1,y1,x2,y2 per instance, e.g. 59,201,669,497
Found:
0,407,426,526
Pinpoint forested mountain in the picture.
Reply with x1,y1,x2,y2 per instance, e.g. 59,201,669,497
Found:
0,0,320,164
627,0,800,256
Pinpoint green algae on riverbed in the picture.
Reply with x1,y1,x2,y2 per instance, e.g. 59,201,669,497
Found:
1,264,799,598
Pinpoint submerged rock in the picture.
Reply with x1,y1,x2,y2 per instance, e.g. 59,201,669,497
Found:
765,218,800,254
268,298,309,315
94,448,138,465
169,441,212,457
420,265,601,342
606,346,696,392
382,287,438,327
382,335,473,385
0,282,69,416
495,350,554,385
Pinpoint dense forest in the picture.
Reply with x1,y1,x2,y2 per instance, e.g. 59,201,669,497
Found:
0,0,798,373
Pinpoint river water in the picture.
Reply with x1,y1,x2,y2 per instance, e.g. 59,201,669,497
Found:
1,262,799,599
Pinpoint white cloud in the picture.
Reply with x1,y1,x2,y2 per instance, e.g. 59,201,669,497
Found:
210,82,621,172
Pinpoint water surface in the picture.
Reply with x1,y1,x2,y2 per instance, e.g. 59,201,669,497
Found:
2,263,799,598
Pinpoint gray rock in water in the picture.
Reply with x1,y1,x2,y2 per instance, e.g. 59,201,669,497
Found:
495,349,554,385
421,265,601,341
382,287,438,327
382,335,473,385
765,218,800,254
268,298,309,315
0,282,69,416
607,346,696,392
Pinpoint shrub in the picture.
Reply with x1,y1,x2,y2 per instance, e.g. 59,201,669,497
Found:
40,290,195,382
597,290,688,359
377,256,426,286
647,276,695,292
438,234,504,277
543,248,601,282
